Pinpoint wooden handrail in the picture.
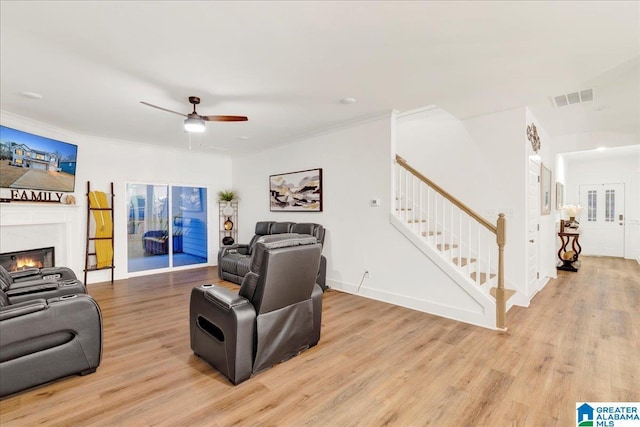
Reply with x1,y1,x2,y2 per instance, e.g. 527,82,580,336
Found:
395,155,497,234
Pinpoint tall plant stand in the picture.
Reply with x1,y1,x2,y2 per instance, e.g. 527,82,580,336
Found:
219,201,238,246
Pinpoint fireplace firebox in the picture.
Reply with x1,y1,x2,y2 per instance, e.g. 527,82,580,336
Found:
0,247,55,272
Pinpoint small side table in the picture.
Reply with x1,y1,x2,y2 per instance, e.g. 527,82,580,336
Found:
557,228,582,272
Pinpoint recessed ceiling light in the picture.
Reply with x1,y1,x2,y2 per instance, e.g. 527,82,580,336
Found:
596,147,606,152
340,97,356,105
238,136,249,140
21,91,43,100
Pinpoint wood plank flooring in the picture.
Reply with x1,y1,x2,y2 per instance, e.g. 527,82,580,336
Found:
1,256,638,426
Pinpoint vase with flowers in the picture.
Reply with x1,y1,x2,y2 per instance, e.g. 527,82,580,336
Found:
561,204,583,228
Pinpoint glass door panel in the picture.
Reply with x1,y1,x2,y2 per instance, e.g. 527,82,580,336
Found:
127,183,169,272
171,186,208,267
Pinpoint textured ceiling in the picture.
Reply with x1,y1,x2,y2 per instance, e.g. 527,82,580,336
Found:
1,1,638,154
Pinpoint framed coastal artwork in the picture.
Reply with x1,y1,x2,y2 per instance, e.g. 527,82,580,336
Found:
269,168,322,212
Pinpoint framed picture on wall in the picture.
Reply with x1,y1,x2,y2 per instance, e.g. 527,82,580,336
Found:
269,168,323,212
556,182,564,210
540,163,552,215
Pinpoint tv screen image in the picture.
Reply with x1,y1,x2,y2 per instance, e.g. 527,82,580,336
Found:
0,125,78,193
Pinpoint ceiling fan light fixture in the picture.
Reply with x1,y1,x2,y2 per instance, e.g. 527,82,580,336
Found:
184,117,205,133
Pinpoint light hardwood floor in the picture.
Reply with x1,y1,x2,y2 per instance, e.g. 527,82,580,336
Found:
1,256,638,426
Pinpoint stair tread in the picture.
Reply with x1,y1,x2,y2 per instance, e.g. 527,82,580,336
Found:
453,257,476,267
470,271,496,284
490,287,517,302
407,219,426,223
436,243,458,250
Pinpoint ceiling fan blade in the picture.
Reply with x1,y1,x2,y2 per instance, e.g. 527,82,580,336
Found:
140,101,187,117
202,115,248,122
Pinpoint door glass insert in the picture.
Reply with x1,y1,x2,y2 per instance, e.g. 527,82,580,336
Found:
605,189,615,222
587,190,597,222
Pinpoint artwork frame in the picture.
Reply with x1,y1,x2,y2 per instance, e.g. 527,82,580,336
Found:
0,125,78,193
540,163,552,215
179,187,203,212
556,182,564,210
269,168,323,212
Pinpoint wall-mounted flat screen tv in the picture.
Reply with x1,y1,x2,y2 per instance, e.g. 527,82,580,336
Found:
0,125,78,193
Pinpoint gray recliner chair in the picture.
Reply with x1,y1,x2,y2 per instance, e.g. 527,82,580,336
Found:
218,221,327,289
0,264,77,283
191,234,323,385
0,289,103,397
0,265,86,304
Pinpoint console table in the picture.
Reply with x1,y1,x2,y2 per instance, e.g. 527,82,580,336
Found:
557,228,581,272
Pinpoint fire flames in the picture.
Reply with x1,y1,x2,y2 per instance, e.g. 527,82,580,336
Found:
15,256,43,270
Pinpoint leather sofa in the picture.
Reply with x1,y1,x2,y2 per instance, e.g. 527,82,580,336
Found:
0,288,103,397
218,221,327,290
0,265,87,304
191,234,323,385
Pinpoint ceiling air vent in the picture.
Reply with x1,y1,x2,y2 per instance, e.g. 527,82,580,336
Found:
551,88,594,107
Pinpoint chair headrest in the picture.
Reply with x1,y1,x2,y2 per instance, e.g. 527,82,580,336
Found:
254,221,275,235
291,223,324,244
251,234,319,273
0,265,13,286
271,222,294,234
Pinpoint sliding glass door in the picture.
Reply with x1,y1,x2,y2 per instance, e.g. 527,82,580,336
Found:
127,183,208,273
171,186,208,267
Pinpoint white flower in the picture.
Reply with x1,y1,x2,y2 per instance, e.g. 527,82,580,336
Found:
561,204,583,217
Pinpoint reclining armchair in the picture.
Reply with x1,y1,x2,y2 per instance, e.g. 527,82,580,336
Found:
191,234,323,385
0,289,103,397
218,221,327,289
0,264,77,282
0,265,86,304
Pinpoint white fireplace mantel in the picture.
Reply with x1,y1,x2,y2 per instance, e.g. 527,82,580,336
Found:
0,202,82,274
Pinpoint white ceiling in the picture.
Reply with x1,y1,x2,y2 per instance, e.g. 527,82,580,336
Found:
1,1,639,154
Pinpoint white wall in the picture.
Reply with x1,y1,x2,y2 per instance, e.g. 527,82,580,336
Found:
232,115,493,327
563,149,640,261
1,111,232,283
396,106,545,303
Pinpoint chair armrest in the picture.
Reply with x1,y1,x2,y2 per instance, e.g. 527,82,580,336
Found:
0,299,47,321
7,278,59,289
219,244,249,257
9,268,41,280
202,285,250,311
39,267,77,281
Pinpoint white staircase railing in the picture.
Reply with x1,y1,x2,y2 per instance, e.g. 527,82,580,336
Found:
394,155,510,330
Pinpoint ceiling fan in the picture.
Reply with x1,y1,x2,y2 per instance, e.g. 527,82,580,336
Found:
140,96,248,133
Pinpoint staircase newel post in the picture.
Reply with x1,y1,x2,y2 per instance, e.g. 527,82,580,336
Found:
496,213,507,330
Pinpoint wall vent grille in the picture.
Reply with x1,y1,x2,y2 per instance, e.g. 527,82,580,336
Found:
551,88,594,107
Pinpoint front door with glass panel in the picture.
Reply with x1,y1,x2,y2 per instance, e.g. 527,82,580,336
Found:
579,183,625,257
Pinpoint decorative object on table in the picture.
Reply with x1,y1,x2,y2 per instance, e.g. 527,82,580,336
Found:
526,123,541,153
540,163,552,215
269,168,323,212
555,182,564,210
224,217,234,230
561,204,583,228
